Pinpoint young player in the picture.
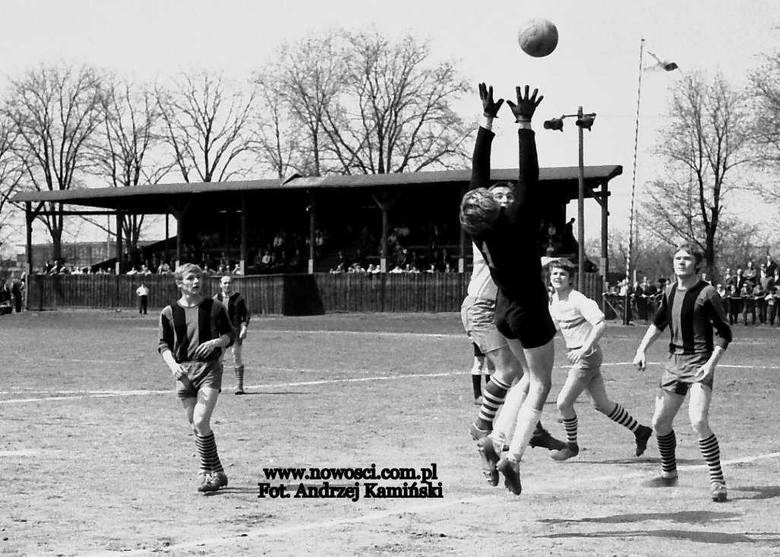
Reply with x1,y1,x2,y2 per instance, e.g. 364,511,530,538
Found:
158,264,235,493
213,275,250,394
632,244,732,502
546,259,652,460
460,83,558,495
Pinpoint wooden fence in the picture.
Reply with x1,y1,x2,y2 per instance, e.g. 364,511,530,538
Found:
27,271,604,316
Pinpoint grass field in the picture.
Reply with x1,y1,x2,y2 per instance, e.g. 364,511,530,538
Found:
1,310,779,556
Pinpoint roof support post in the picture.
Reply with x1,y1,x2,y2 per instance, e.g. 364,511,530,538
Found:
175,210,183,268
240,194,248,274
115,210,123,275
307,191,316,274
25,201,34,279
458,185,466,273
371,191,393,273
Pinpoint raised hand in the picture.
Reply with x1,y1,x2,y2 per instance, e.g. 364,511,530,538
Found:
479,82,504,118
506,85,544,122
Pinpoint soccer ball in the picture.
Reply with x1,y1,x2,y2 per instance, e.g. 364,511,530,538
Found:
518,18,558,58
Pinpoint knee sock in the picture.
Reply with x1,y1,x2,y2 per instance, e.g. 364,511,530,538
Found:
475,376,511,431
195,431,224,474
471,374,483,398
657,430,677,477
235,365,244,389
508,405,543,459
492,383,527,444
562,415,578,445
698,433,725,486
606,402,640,433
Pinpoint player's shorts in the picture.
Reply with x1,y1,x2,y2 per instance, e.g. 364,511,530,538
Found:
176,360,223,399
494,293,556,349
460,295,507,353
659,352,713,396
566,345,603,381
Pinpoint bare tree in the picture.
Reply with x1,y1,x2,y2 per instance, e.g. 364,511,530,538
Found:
0,117,22,246
92,77,172,252
748,52,780,202
261,31,472,177
251,70,310,179
323,31,472,174
639,71,753,278
272,35,346,176
3,64,104,260
156,71,256,183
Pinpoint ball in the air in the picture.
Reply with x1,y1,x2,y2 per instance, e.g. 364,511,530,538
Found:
517,18,558,57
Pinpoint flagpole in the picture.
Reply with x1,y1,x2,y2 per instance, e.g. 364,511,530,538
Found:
624,38,645,325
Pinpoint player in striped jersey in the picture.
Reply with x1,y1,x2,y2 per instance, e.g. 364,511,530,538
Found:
633,244,732,502
158,263,235,493
547,259,652,460
214,275,250,394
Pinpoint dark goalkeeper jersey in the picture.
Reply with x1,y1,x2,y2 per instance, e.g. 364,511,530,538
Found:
470,127,546,305
652,280,732,355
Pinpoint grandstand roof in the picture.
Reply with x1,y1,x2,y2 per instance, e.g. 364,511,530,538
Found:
13,165,622,213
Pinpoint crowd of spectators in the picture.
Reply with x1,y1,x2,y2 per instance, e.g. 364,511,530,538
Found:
606,253,779,327
717,254,779,327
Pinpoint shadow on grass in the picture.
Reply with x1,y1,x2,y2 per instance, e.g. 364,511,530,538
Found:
539,509,738,526
539,529,780,545
729,485,780,501
571,457,700,466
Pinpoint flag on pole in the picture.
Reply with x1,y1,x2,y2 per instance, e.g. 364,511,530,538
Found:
645,49,679,72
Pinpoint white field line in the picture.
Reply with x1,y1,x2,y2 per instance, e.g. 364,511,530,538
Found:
126,325,780,346
114,451,780,556
0,371,461,404
2,360,778,404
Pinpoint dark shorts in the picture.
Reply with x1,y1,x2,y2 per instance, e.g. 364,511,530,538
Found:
659,352,714,396
494,293,556,349
176,360,223,399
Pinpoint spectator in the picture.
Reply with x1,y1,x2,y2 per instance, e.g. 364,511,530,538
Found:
716,283,728,315
743,260,757,285
740,281,755,325
757,264,773,325
136,282,150,315
158,260,172,274
636,276,657,322
769,276,780,327
11,279,22,313
764,254,777,277
126,266,138,276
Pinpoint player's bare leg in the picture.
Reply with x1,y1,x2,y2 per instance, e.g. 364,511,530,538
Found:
499,338,554,495
472,346,521,485
588,373,652,456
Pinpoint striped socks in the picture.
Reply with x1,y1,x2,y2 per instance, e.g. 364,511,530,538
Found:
562,415,578,445
698,434,725,486
475,376,511,431
195,432,224,474
657,430,677,477
606,403,640,433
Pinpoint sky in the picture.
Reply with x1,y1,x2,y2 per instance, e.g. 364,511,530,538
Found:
1,0,778,255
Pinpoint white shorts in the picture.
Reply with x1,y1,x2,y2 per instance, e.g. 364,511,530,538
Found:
460,295,508,354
